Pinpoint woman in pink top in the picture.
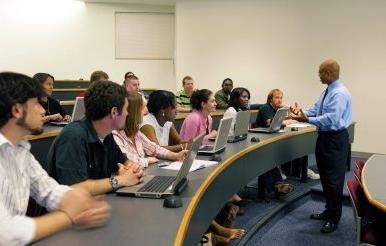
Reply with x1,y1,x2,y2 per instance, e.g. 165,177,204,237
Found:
180,89,218,141
113,92,187,168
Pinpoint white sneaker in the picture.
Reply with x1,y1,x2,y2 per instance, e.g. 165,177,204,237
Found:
307,169,320,179
280,169,287,180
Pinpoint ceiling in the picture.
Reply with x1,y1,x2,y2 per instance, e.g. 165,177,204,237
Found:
82,0,176,6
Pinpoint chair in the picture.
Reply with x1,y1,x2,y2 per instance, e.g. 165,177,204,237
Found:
353,169,362,184
355,160,365,170
346,179,377,245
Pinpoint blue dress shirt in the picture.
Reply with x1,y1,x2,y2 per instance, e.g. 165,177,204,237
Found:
306,80,352,132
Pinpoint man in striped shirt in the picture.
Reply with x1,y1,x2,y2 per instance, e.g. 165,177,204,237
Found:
176,75,195,112
0,72,111,245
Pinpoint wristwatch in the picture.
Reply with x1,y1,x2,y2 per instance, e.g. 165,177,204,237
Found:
109,175,119,189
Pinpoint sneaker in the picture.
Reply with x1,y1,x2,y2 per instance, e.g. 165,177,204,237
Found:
307,169,320,179
280,169,287,180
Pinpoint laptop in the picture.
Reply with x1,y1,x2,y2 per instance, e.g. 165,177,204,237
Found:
227,111,251,143
50,97,85,126
248,107,288,133
198,117,233,155
116,134,204,198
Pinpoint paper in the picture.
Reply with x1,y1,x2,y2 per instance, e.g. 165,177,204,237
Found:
161,160,218,172
286,123,313,128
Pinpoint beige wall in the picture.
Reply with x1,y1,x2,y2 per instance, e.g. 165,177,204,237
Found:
0,1,175,90
175,0,386,154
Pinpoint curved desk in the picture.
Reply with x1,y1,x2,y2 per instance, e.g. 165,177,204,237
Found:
362,154,386,212
34,127,320,246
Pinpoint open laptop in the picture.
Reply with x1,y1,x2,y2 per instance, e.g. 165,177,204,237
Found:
227,111,251,143
198,117,233,155
50,97,85,126
116,134,204,199
248,107,288,133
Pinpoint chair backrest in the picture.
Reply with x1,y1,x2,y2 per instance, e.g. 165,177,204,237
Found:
355,160,365,170
347,178,366,246
353,169,362,184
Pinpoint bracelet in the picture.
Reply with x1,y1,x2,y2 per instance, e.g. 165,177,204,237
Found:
60,210,74,225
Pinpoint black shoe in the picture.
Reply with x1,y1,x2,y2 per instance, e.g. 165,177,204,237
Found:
310,211,327,220
321,220,337,233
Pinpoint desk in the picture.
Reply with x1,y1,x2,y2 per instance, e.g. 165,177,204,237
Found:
362,154,386,212
31,123,354,246
34,127,318,246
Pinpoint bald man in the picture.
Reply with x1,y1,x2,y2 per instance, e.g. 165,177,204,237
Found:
290,59,352,233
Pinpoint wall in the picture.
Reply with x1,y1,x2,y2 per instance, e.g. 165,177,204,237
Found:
0,1,175,89
175,0,386,153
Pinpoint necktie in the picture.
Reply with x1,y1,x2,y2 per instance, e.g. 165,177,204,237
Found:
318,88,328,116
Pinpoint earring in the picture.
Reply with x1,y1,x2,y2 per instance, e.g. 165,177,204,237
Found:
162,112,165,117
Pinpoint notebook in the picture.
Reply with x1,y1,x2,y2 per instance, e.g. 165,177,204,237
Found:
50,97,85,126
249,107,288,133
116,134,204,198
227,111,251,143
198,117,232,155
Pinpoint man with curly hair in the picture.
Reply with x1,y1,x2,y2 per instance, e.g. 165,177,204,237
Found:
46,80,144,195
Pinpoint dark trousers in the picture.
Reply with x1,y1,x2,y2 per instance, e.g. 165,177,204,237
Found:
258,167,282,198
315,129,349,224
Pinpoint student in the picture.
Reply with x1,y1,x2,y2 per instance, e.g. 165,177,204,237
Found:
124,75,140,93
176,75,195,112
223,87,250,136
0,72,110,245
79,70,109,97
140,90,191,152
46,80,144,194
33,73,71,123
180,89,218,141
113,92,187,168
215,78,233,109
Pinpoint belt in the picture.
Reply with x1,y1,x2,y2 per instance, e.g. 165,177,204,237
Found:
318,128,347,135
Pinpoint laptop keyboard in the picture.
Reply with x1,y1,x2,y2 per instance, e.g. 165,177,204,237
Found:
199,145,214,151
138,176,175,193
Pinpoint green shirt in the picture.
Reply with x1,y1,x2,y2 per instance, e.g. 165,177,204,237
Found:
176,89,192,109
214,89,230,109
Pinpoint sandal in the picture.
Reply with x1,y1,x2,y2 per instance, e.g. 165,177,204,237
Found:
274,183,294,196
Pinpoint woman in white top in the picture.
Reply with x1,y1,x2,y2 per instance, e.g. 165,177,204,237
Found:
223,87,251,136
113,92,187,168
141,90,190,152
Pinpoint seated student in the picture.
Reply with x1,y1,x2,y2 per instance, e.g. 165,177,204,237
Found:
215,78,233,109
79,70,109,97
223,87,250,136
255,89,300,200
0,72,110,245
46,81,144,194
33,73,71,123
124,75,140,93
140,90,191,152
113,92,187,167
180,89,218,141
257,89,320,180
176,76,195,112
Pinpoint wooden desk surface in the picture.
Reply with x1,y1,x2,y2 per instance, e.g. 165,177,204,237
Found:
361,154,386,212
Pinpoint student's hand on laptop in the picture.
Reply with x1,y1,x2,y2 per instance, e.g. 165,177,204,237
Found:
176,149,188,161
50,113,63,122
73,195,111,229
283,119,298,125
117,163,144,186
207,130,218,139
147,157,159,164
63,115,72,122
123,160,142,171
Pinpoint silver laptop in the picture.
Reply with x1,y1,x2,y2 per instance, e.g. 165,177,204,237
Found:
116,134,204,198
249,107,288,133
228,111,251,143
198,117,233,155
50,97,85,126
